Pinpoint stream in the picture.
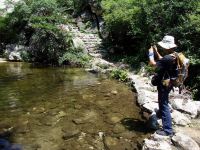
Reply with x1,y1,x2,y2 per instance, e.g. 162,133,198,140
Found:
0,62,149,150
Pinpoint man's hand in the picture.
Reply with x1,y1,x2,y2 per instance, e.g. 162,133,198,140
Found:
148,46,156,66
153,45,163,60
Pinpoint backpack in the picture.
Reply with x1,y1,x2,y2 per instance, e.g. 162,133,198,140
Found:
170,52,189,93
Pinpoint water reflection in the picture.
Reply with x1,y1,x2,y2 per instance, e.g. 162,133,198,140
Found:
0,62,147,150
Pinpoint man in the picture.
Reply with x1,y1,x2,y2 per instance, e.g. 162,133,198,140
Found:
148,35,178,136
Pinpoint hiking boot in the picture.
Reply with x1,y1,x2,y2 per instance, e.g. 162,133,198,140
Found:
156,129,174,137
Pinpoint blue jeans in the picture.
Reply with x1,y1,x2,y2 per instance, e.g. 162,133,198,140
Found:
157,84,173,134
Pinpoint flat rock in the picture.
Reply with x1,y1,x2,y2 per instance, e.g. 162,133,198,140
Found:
111,90,118,95
171,110,191,126
150,133,172,142
73,110,98,124
182,101,198,118
171,99,198,118
174,125,200,146
172,132,200,150
142,139,172,150
171,98,184,109
142,102,159,113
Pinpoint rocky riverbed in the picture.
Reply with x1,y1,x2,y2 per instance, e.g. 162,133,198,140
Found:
0,62,149,150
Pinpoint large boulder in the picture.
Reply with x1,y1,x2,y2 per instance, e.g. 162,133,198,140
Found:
172,132,200,150
142,139,172,150
72,37,87,53
4,44,27,61
171,110,191,126
171,99,198,118
137,90,158,106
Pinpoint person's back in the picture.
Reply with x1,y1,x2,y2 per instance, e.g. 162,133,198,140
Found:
156,54,178,85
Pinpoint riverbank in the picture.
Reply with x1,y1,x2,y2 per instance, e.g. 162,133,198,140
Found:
0,58,7,63
87,54,200,150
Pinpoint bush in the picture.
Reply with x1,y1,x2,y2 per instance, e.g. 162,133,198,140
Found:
102,0,199,56
111,69,128,82
59,51,91,67
28,29,72,64
56,0,74,10
102,0,142,54
0,0,76,65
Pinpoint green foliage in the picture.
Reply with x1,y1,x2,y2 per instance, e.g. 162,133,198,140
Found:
102,0,200,99
102,0,199,56
28,29,72,64
0,0,77,65
102,0,143,54
57,0,74,8
144,65,155,75
59,51,91,67
111,69,128,82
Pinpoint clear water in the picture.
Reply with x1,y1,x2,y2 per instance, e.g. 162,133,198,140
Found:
0,62,148,150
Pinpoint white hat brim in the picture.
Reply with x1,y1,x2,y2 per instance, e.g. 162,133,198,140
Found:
158,41,177,49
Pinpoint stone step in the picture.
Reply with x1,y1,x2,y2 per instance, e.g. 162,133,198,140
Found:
83,39,101,42
87,48,107,52
84,42,101,45
86,45,99,49
81,37,101,40
79,37,101,41
80,36,101,39
89,53,103,58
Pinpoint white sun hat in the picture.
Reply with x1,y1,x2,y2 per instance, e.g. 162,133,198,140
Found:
158,35,177,49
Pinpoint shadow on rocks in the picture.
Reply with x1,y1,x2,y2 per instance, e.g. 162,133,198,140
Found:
121,118,149,133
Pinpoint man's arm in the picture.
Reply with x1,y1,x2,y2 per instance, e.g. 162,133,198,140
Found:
148,46,163,66
153,45,163,60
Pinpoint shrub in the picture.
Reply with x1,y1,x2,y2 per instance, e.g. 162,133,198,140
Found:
111,69,128,82
102,0,142,54
59,51,91,67
0,0,76,65
102,0,199,56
